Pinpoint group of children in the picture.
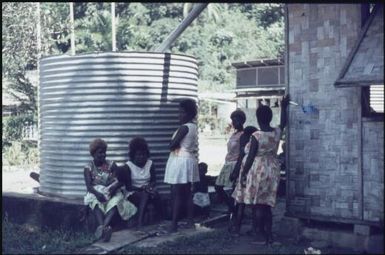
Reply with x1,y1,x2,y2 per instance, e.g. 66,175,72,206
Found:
83,96,290,244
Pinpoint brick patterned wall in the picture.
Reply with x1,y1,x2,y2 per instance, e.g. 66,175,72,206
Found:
344,7,384,82
362,120,384,222
287,4,363,220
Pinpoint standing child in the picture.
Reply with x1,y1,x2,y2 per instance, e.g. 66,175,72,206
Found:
164,98,199,232
228,125,258,232
231,95,290,244
83,138,137,242
193,162,210,219
215,109,246,213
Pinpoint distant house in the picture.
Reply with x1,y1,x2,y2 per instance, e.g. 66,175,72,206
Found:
231,58,285,128
286,3,383,231
198,92,236,134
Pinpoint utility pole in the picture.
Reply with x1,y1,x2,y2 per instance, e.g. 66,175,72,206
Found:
36,2,41,150
69,2,75,55
111,2,116,51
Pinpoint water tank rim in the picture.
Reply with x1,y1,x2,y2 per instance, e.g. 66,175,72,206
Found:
40,51,197,61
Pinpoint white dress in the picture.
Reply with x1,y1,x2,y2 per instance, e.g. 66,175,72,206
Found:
127,160,152,188
164,122,199,184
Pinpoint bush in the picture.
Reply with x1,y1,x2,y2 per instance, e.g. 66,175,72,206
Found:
2,140,38,168
3,114,35,142
26,146,39,165
3,141,26,166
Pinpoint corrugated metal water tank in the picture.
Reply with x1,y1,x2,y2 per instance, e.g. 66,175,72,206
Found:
39,52,198,199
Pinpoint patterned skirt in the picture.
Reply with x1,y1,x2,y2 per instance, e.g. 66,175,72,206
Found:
84,185,137,221
232,156,280,207
215,161,237,188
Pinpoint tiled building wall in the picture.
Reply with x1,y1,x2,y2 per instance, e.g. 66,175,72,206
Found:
362,120,384,222
287,4,363,221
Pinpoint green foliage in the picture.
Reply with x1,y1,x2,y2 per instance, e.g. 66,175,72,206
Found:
3,115,35,142
2,140,38,167
2,2,38,75
40,2,71,55
25,145,39,166
2,2,39,115
3,141,26,166
2,217,93,254
74,3,113,53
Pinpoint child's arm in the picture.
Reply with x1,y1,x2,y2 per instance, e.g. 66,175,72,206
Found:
241,136,259,185
108,162,124,196
279,94,290,131
149,163,156,187
84,167,106,203
169,125,189,151
230,133,249,182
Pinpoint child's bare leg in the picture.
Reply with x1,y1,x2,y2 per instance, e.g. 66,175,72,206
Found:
103,206,117,227
94,205,104,226
100,206,117,242
185,183,194,225
94,206,105,240
152,194,164,220
261,205,273,244
170,184,182,232
232,203,245,234
215,185,234,212
137,191,150,227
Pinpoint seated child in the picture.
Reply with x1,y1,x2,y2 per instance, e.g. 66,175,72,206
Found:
192,162,210,218
83,138,137,242
116,137,163,228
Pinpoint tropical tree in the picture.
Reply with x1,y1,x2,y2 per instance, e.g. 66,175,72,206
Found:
2,2,38,114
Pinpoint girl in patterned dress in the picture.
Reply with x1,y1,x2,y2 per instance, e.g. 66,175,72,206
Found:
215,109,246,213
231,95,289,244
164,99,199,232
84,138,137,242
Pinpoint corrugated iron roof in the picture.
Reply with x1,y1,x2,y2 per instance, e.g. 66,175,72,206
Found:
231,58,284,69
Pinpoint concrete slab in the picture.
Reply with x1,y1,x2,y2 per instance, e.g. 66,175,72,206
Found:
77,220,214,254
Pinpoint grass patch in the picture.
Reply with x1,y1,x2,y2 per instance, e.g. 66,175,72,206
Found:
117,228,308,254
2,216,94,254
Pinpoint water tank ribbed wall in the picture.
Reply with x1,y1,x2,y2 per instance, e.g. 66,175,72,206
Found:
39,52,198,199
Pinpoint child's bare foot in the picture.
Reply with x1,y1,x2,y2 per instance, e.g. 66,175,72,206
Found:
102,226,112,242
94,225,104,240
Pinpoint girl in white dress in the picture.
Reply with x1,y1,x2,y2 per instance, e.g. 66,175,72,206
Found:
123,137,163,227
164,98,199,232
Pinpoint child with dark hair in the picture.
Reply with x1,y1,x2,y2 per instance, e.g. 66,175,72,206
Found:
228,125,258,232
164,98,199,232
118,137,163,228
215,109,246,213
193,162,210,219
231,95,290,244
84,138,137,242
